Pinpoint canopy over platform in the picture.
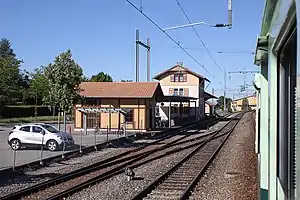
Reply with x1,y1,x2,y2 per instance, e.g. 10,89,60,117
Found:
162,95,198,102
77,107,127,115
204,92,218,101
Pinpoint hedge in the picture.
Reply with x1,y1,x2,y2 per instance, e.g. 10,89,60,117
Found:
0,106,58,119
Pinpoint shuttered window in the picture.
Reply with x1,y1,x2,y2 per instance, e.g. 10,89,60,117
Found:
183,74,187,82
169,88,174,95
184,88,189,96
170,75,174,82
170,73,187,82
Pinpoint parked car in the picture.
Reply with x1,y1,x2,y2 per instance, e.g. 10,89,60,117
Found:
8,123,75,151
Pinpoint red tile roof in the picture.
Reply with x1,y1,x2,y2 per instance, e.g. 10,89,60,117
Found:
80,82,163,98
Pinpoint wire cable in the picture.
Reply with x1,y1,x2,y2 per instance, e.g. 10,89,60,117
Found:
175,0,223,72
125,0,216,79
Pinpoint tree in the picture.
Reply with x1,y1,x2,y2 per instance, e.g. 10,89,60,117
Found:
19,70,31,104
44,49,83,114
216,96,232,111
28,66,50,105
242,98,249,110
0,38,16,58
0,38,23,110
81,75,89,82
121,79,133,82
90,72,113,82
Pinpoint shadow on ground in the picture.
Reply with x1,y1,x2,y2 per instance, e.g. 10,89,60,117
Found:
0,171,61,188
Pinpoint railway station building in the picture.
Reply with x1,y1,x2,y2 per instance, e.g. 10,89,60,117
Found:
74,82,198,132
153,62,217,120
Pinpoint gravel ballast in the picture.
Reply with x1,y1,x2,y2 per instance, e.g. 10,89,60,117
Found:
190,112,258,200
66,147,194,200
0,116,236,198
0,147,131,196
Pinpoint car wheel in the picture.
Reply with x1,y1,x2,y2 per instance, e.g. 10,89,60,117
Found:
10,139,21,150
47,140,59,151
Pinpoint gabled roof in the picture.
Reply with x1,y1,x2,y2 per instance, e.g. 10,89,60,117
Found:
153,64,210,82
80,82,164,98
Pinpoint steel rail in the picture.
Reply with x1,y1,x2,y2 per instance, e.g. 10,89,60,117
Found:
131,112,244,200
0,116,215,176
45,113,241,200
45,129,230,200
179,112,245,199
0,118,217,200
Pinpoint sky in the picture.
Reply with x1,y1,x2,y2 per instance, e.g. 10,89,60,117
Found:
0,0,265,99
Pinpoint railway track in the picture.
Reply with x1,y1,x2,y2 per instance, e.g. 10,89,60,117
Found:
0,114,236,200
0,117,221,200
131,112,244,200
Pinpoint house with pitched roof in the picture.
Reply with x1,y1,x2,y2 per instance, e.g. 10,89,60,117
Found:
74,82,164,132
153,62,215,119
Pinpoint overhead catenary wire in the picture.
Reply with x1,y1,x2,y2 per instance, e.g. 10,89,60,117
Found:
125,0,216,79
175,0,223,72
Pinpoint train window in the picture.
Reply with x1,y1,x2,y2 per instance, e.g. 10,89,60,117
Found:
277,28,296,195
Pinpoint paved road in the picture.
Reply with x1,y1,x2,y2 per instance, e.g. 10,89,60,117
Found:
0,127,128,170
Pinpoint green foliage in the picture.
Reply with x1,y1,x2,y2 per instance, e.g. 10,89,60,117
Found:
81,75,89,82
0,38,23,107
121,79,133,82
0,38,16,58
216,96,232,111
0,116,63,125
90,72,113,82
28,66,50,105
44,49,83,113
242,98,249,110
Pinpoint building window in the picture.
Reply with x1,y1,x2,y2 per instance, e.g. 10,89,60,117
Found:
125,109,133,122
87,113,99,128
171,73,187,82
179,88,184,96
174,74,180,82
174,88,179,96
179,74,184,82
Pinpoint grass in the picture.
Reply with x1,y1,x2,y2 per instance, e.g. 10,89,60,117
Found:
0,116,65,125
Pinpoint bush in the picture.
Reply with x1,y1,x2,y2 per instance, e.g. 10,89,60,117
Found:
0,105,58,118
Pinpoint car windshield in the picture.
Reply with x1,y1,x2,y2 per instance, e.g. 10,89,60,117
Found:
40,124,59,133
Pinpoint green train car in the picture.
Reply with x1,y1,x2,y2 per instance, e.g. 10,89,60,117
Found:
253,0,299,199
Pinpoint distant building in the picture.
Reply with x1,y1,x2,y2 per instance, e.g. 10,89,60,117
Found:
231,94,257,111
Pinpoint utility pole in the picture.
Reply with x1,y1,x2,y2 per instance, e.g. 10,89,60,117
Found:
135,29,151,82
135,29,139,82
147,38,150,82
224,60,227,112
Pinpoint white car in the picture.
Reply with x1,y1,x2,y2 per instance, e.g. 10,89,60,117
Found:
8,123,75,151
